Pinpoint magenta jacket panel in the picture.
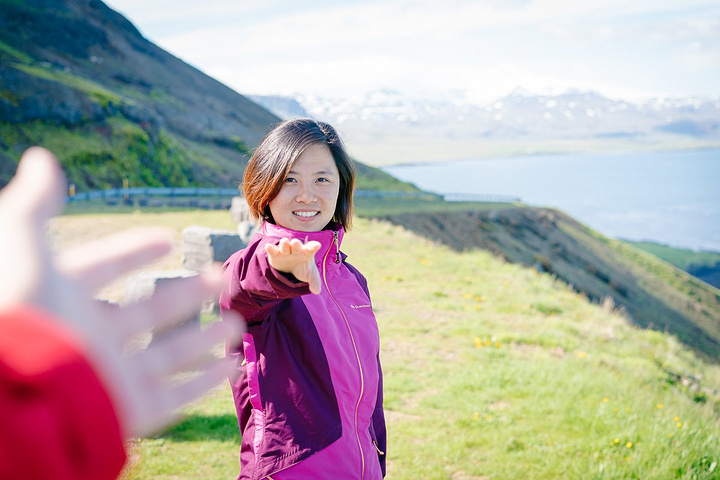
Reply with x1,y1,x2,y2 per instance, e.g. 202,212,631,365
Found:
220,222,386,480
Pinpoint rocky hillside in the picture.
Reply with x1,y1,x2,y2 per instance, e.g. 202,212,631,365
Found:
0,0,408,192
377,207,720,361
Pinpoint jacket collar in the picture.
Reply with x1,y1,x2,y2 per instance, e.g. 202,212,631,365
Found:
261,221,345,269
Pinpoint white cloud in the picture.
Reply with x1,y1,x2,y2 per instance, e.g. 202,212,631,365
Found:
209,55,442,98
212,57,660,103
104,0,720,99
106,0,284,25
675,43,720,72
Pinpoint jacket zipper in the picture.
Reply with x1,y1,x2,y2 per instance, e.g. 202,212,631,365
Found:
334,230,341,263
322,232,366,479
372,439,385,455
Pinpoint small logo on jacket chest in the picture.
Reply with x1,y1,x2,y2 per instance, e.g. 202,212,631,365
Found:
350,304,372,309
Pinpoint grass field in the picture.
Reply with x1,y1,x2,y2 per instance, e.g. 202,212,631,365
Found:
50,210,720,479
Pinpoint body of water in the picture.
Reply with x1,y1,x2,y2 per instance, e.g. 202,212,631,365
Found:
383,149,720,253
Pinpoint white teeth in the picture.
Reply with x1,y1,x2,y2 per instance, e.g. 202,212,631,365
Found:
294,211,319,217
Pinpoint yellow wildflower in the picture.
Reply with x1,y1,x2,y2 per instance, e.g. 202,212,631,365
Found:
656,404,664,409
626,442,633,449
472,412,479,421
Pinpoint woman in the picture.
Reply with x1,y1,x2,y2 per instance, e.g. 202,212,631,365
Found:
220,119,386,479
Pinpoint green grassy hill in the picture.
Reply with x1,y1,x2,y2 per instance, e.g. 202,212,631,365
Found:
49,210,720,479
628,241,720,290
0,0,411,192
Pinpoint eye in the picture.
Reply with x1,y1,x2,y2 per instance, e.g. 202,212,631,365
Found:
284,176,297,183
317,177,330,183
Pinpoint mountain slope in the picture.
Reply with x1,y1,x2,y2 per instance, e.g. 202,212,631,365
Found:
628,241,720,290
376,206,720,361
0,0,409,192
0,0,278,189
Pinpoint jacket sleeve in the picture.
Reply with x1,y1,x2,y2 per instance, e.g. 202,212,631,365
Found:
219,237,312,325
0,306,127,480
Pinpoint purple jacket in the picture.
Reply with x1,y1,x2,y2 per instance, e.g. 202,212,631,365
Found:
220,221,386,480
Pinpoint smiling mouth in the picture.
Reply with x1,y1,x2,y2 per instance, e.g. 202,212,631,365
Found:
293,211,320,218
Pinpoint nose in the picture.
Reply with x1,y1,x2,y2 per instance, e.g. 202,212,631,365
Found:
295,183,316,203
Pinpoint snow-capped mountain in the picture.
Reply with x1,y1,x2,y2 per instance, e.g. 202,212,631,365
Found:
247,95,310,120
249,88,720,141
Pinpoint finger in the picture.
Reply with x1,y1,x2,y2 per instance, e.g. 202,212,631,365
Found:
16,147,67,219
57,228,173,288
0,148,65,309
132,356,232,437
1,147,66,222
303,240,322,255
264,242,281,257
288,238,304,254
132,410,183,439
142,321,230,378
116,268,223,338
164,358,232,413
222,310,246,351
278,238,291,255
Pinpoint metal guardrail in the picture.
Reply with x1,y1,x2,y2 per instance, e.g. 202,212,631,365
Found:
67,187,240,202
66,188,520,204
353,190,440,199
442,193,521,203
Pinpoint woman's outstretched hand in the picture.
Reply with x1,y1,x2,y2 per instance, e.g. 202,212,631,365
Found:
265,237,322,294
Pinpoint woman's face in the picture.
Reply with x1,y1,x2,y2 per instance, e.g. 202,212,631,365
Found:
268,143,340,232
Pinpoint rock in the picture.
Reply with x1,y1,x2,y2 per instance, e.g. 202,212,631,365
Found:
181,225,245,271
230,196,261,243
124,269,201,345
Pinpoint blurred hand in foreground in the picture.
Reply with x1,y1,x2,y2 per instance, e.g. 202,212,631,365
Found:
0,147,242,438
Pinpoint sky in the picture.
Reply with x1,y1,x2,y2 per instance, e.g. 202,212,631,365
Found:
103,0,720,103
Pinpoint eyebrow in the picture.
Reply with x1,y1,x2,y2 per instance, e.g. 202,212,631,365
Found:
287,169,337,176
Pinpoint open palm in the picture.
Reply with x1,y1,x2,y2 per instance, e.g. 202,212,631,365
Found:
265,238,322,294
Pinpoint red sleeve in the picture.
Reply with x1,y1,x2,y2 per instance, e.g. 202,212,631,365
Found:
0,306,127,480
